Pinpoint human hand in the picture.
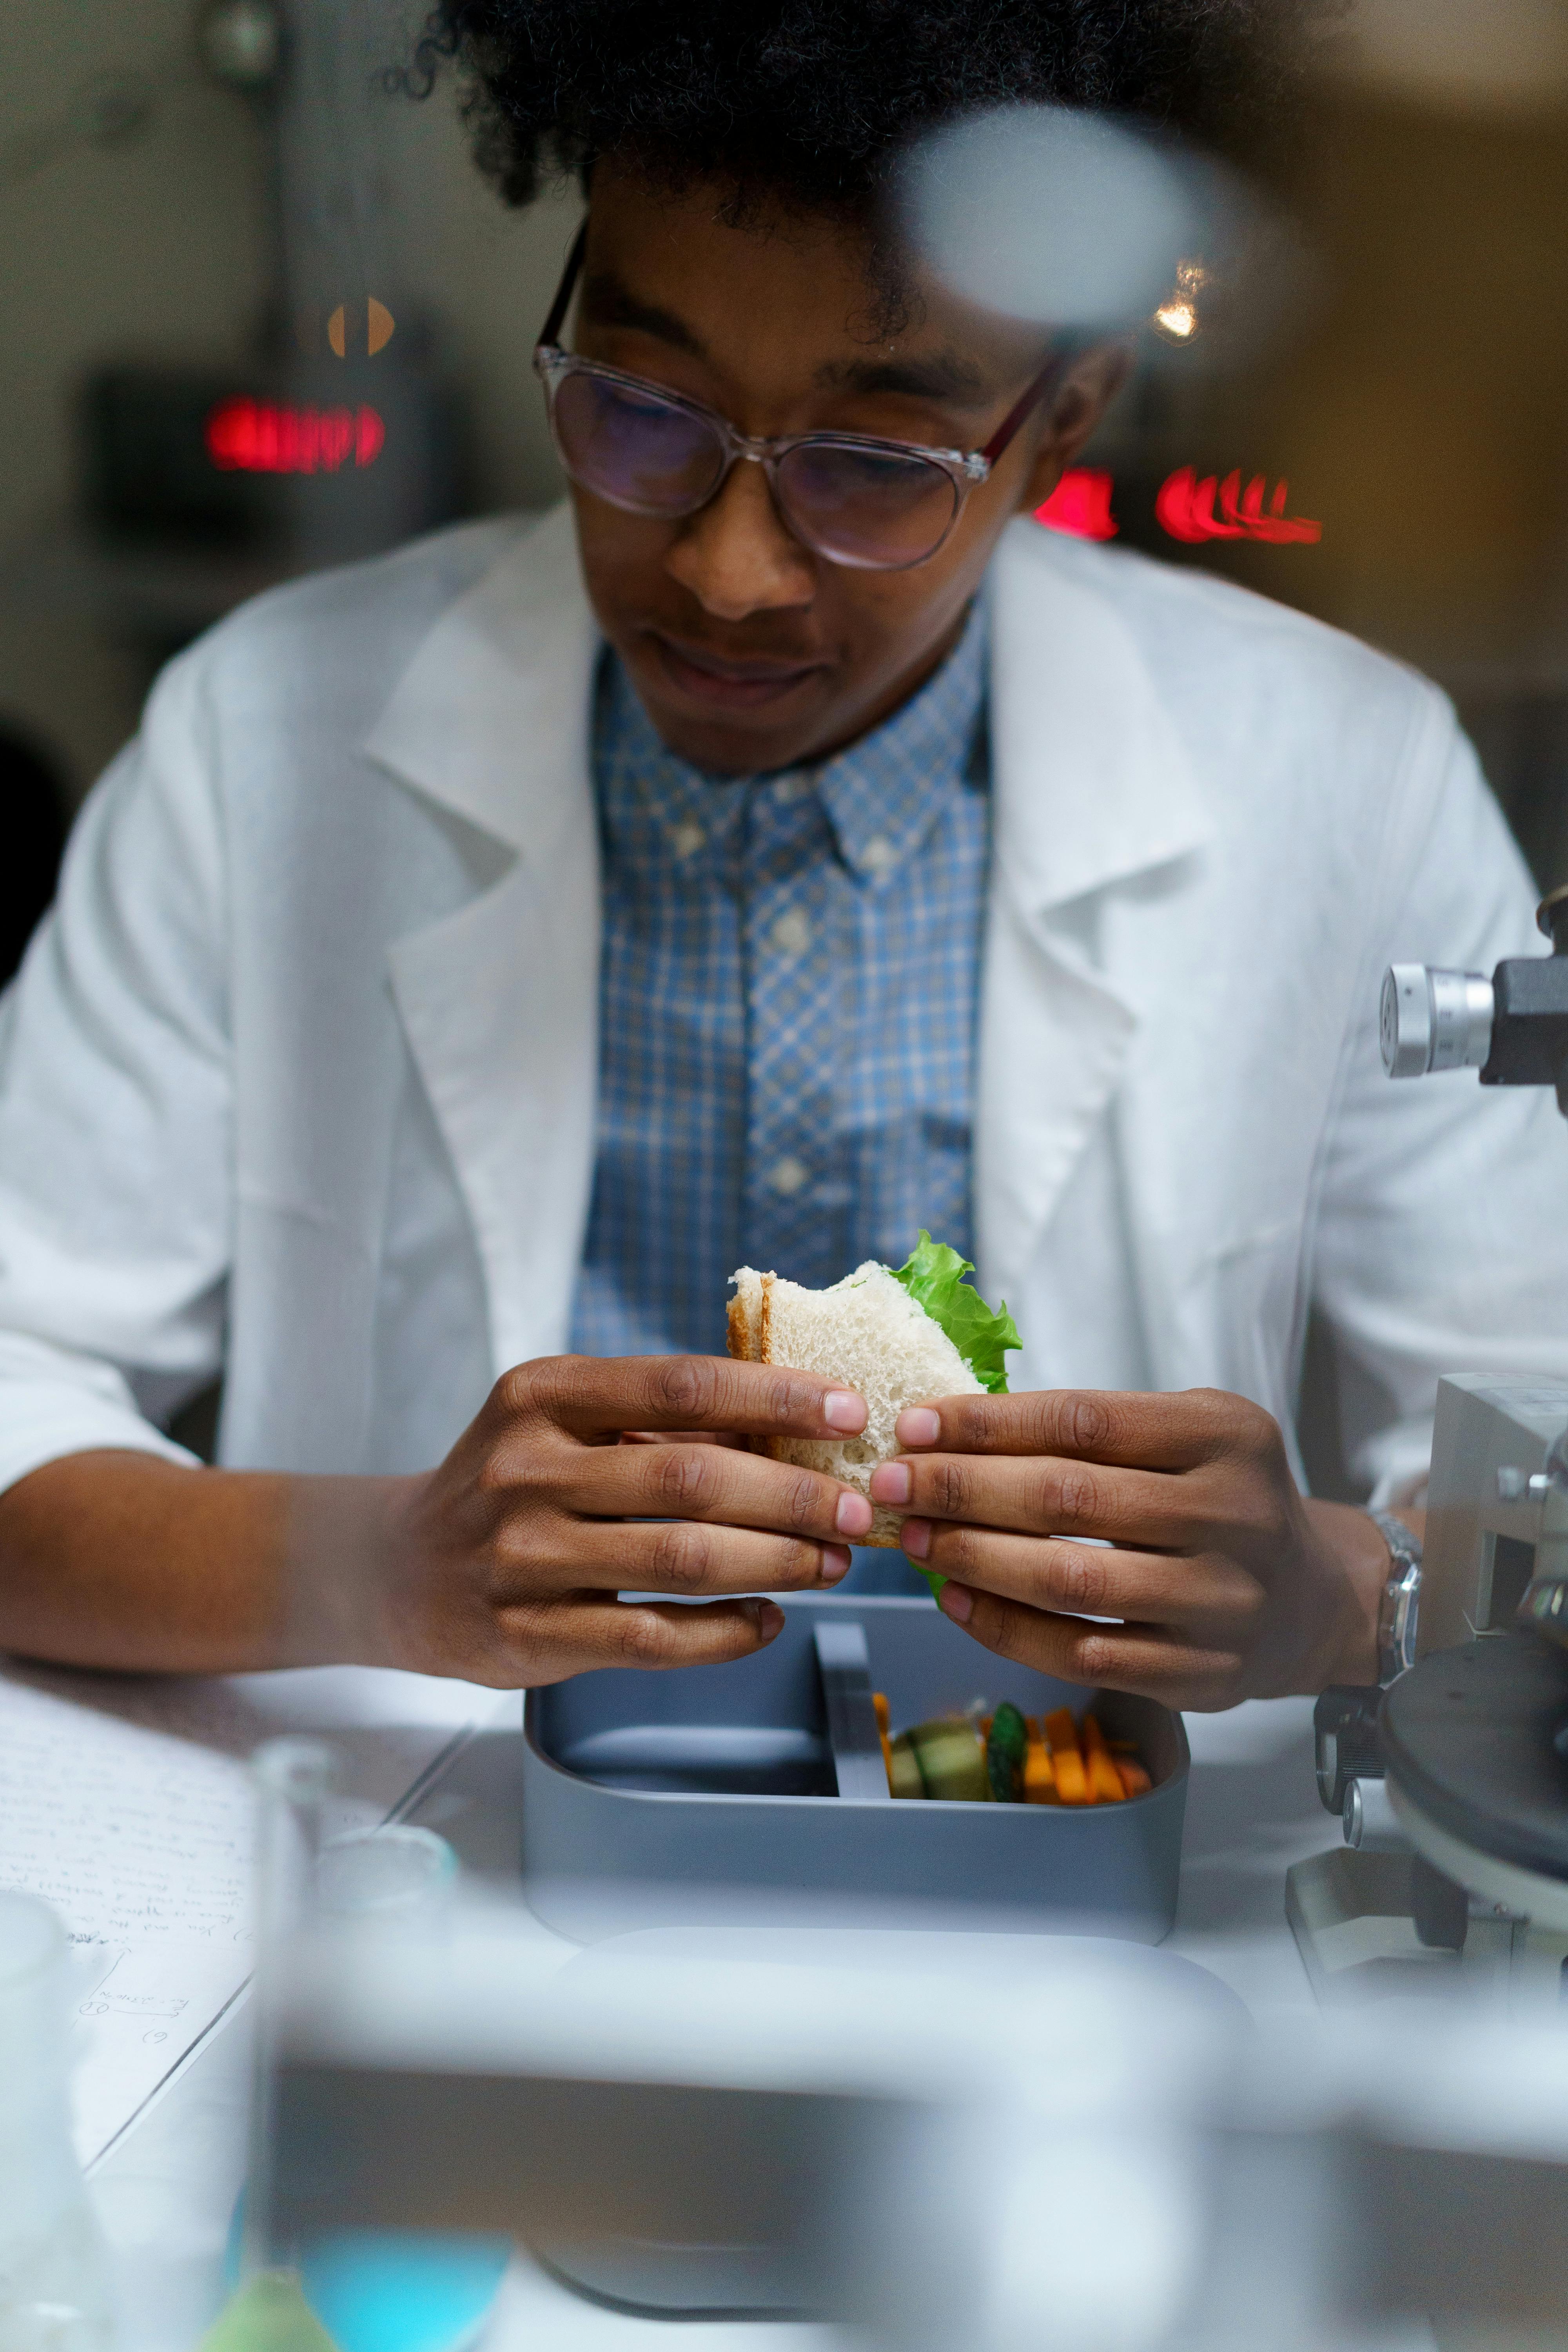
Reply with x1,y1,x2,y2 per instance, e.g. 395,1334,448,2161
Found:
867,1387,1387,1710
369,1354,873,1687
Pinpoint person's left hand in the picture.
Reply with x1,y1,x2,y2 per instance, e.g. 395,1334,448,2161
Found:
866,1387,1392,1710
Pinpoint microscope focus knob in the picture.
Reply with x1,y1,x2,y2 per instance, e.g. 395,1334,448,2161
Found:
1381,964,1495,1078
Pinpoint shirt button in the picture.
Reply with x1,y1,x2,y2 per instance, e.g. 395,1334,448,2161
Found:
767,1155,809,1197
769,907,812,958
669,819,705,860
862,835,896,875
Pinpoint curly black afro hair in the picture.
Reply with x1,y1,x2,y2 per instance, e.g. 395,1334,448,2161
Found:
411,1,1309,220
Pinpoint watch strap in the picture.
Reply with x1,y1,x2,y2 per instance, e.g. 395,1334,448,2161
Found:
1368,1508,1422,1686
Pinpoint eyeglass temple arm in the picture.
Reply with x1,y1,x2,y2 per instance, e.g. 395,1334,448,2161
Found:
539,219,590,349
979,347,1073,467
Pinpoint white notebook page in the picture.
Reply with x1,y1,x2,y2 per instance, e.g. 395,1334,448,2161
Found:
0,1660,502,2167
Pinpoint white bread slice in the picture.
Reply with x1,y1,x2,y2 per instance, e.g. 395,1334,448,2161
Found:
727,1262,984,1544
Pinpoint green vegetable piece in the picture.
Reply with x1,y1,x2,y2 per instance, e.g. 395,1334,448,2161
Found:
887,1733,926,1800
986,1700,1027,1802
989,1699,1027,1762
891,1231,1021,1396
906,1715,990,1802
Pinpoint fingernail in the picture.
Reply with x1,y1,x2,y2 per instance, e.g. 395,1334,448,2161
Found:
938,1582,973,1624
896,1407,941,1447
742,1597,786,1641
869,1461,911,1506
835,1490,873,1537
819,1545,851,1585
823,1389,867,1432
900,1517,931,1560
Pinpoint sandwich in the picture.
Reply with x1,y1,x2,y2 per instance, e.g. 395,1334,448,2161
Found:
726,1232,1020,1583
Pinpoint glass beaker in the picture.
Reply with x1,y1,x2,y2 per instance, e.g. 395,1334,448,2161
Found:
0,1891,114,2351
228,1740,507,2352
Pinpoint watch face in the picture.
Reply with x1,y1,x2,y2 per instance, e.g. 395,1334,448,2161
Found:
1381,1563,1421,1682
1369,1515,1421,1685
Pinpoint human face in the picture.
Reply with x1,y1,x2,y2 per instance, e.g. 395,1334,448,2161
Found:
561,166,1127,775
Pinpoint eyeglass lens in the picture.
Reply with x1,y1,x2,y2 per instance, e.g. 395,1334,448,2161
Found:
549,367,960,569
552,370,727,515
773,440,959,570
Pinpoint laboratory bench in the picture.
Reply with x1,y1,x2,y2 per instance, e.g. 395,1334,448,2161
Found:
82,1688,1332,2352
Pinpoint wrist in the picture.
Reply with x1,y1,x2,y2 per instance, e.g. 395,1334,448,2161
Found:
280,1473,419,1669
1302,1499,1387,1688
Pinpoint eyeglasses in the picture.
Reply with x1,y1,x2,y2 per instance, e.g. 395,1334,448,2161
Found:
532,223,1065,572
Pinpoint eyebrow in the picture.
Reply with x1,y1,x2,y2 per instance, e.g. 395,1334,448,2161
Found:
811,348,993,408
577,270,708,358
578,270,995,412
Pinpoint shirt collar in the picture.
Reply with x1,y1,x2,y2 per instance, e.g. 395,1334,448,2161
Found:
594,654,751,871
593,597,989,882
812,596,988,882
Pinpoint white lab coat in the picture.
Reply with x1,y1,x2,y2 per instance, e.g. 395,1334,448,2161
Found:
0,504,1562,1507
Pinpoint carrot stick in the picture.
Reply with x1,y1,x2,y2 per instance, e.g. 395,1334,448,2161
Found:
873,1693,891,1735
1023,1737,1056,1804
1082,1714,1127,1804
1044,1707,1090,1805
1115,1758,1152,1798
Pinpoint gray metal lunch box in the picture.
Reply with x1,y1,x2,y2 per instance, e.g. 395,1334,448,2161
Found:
521,1594,1189,1942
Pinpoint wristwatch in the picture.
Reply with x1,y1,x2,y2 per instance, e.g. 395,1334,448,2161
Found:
1368,1509,1422,1686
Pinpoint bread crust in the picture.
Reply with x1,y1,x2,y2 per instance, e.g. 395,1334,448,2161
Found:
725,1265,904,1543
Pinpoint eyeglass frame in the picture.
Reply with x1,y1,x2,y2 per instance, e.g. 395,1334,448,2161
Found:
531,220,1069,570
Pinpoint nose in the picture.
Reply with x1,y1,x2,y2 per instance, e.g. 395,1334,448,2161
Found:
664,457,816,622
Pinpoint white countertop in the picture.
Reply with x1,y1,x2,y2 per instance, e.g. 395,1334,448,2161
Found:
83,1689,1335,2350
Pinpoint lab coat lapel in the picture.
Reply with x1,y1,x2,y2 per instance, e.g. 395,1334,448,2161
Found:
975,525,1213,1311
366,507,603,1375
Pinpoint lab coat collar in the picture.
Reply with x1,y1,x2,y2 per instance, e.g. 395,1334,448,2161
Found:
363,505,1212,901
974,524,1214,1310
363,503,599,859
365,506,604,1375
986,521,1213,918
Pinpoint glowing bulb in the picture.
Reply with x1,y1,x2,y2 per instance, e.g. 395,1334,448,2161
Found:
1152,258,1206,343
1154,300,1197,339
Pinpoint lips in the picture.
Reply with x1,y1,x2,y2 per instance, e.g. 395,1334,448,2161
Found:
649,632,828,711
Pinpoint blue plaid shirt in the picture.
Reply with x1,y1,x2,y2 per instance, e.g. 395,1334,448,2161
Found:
568,600,990,1361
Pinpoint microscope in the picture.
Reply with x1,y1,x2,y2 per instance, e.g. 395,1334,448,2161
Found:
1289,886,1568,2004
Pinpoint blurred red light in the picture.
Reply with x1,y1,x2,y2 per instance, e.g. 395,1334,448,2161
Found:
205,398,385,475
1034,468,1118,541
1156,466,1320,546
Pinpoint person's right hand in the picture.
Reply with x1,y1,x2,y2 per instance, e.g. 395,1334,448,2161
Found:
364,1354,872,1687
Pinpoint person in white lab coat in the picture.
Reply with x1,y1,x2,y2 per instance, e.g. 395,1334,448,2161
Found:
0,0,1564,1707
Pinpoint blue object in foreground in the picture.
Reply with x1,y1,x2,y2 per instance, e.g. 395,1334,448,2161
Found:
300,2232,511,2352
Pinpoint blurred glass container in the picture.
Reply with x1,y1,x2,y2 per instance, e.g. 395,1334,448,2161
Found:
0,1892,113,2350
315,1827,456,1935
234,1744,506,2352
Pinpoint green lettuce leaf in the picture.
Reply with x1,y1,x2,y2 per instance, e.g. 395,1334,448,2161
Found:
891,1231,1020,1395
890,1232,1022,1602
